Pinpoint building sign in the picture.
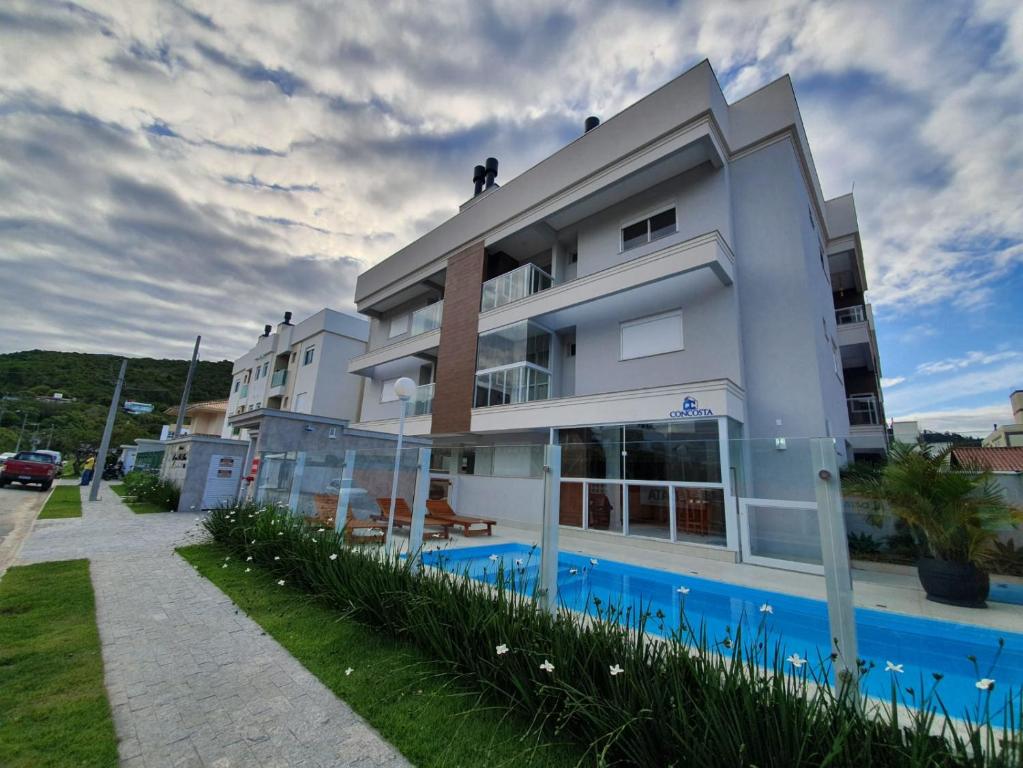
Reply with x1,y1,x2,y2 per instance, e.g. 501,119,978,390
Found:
669,396,714,419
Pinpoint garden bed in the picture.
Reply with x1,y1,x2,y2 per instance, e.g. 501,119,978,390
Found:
201,504,1022,767
109,483,172,514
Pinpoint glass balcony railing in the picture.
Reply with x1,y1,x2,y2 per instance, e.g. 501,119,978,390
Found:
474,363,551,408
409,383,435,417
410,301,443,336
848,394,881,426
239,384,249,398
836,305,867,325
270,369,288,388
481,263,553,312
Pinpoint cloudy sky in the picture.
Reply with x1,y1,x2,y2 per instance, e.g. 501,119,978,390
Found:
1,0,1020,434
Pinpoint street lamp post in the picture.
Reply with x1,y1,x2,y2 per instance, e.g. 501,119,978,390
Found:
385,377,417,547
14,412,28,452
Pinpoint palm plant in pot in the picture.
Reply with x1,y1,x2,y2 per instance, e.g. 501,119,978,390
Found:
843,441,1019,608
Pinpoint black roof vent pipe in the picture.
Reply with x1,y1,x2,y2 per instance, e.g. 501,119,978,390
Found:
484,157,498,189
584,116,600,133
263,324,272,337
472,164,485,196
283,311,293,325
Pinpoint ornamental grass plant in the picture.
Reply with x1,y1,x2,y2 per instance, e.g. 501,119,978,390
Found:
121,469,181,511
204,504,1022,768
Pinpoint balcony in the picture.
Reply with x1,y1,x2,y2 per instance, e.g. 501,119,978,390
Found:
481,263,553,312
410,301,443,335
836,305,866,325
270,369,288,388
409,383,435,416
848,394,881,426
239,384,249,398
474,363,552,408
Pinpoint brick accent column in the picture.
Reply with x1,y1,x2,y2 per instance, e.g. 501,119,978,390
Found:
432,241,485,434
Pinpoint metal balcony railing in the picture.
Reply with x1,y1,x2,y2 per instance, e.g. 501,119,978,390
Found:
474,362,552,408
410,301,443,336
409,383,435,416
836,305,867,325
848,394,881,426
481,263,553,312
270,369,288,388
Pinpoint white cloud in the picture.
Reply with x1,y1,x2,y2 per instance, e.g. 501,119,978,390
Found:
880,376,905,388
915,350,1021,376
890,402,1013,437
884,359,1023,415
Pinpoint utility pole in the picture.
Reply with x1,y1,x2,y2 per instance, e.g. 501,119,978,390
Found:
174,336,201,438
46,426,54,449
14,412,28,452
90,359,127,502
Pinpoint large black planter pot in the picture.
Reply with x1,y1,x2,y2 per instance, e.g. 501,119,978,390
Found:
917,557,990,608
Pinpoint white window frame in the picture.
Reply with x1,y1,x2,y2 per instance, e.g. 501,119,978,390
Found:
619,202,678,253
619,309,684,361
303,346,315,366
389,313,409,338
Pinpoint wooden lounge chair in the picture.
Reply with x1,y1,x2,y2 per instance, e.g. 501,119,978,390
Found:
374,498,452,540
425,499,496,537
311,493,385,544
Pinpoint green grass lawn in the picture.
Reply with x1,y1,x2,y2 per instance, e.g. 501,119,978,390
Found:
0,559,119,767
178,543,585,768
38,484,82,519
109,484,171,514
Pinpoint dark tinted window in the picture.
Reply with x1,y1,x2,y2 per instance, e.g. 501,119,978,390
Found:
15,452,53,463
649,208,676,241
622,220,648,251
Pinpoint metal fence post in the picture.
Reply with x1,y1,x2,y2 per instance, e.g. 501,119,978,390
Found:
334,449,356,535
539,444,561,615
408,447,432,566
287,452,306,516
811,437,859,693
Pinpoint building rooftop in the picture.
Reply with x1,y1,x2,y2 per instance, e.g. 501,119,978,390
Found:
164,399,229,417
951,446,1023,473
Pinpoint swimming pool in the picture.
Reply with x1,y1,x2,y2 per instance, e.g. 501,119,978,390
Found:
420,542,1023,718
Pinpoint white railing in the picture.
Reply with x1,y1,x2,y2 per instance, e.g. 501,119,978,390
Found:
481,263,553,311
836,305,867,325
848,394,881,426
474,362,551,407
410,383,435,416
410,301,443,336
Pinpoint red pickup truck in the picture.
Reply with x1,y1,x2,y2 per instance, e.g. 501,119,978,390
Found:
0,451,58,491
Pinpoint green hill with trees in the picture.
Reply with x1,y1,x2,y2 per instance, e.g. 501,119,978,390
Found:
0,350,233,459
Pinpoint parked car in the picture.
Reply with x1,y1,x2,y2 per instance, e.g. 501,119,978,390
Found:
0,451,15,472
0,451,59,490
36,449,63,469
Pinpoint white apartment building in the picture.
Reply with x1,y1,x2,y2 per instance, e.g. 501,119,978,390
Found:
346,61,886,562
223,309,369,439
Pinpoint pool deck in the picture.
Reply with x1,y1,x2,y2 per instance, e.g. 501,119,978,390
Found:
415,522,1023,636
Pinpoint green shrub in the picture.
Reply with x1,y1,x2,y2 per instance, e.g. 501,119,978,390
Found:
122,470,180,511
204,504,1021,767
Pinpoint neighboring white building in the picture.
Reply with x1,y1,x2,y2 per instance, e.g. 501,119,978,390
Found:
346,60,885,562
984,391,1023,447
223,309,369,439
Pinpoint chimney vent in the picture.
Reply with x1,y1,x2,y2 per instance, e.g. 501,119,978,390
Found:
484,157,499,189
263,324,272,337
472,164,486,196
584,116,600,133
283,311,293,325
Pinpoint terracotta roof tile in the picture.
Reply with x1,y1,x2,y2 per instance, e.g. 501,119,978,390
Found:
951,446,1023,473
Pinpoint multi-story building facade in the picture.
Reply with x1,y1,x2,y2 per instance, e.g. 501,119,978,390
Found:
223,309,369,439
347,61,885,560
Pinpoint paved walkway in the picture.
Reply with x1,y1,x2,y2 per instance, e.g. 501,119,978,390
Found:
15,482,410,768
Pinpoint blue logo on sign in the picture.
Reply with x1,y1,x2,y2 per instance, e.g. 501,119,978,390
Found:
669,396,714,418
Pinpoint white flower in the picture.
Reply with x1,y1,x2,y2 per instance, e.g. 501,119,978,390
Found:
759,603,773,614
251,540,256,544
676,586,690,595
277,579,285,586
590,558,599,566
539,659,555,674
496,644,509,656
787,653,806,668
317,528,324,533
277,532,283,536
488,554,500,562
274,556,280,561
244,568,251,573
609,664,624,677
514,558,524,566
976,678,996,691
224,556,230,560
345,667,354,676
884,661,904,674
568,568,578,575
329,553,338,561
221,564,228,569
246,556,253,561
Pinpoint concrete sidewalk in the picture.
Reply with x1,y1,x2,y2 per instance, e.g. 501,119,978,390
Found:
15,482,409,768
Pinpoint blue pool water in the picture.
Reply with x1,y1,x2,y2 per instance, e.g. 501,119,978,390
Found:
420,542,1023,718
